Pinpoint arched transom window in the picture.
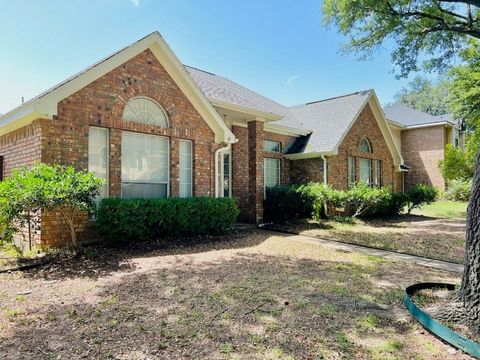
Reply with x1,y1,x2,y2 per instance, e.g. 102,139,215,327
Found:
359,138,372,153
122,96,169,128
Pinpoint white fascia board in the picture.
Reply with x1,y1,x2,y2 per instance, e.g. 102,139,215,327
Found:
285,151,337,160
264,123,310,137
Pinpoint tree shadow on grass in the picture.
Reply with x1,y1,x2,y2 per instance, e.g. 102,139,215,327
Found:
0,251,455,360
23,229,272,281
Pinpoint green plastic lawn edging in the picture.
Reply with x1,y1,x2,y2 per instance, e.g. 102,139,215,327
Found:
404,282,480,359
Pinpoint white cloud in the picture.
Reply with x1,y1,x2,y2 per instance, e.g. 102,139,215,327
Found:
130,0,140,7
286,75,299,85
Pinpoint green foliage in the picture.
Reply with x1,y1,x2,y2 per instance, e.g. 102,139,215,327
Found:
406,185,438,214
439,143,475,181
393,75,450,115
96,197,239,243
344,183,392,218
322,0,479,77
445,179,472,201
264,182,410,223
263,185,311,223
0,163,102,247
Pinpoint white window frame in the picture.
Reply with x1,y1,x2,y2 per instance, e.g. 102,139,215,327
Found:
359,158,372,186
122,96,169,128
264,158,281,195
121,131,170,199
374,159,382,187
264,140,281,153
221,150,232,197
179,139,193,198
359,138,372,153
88,126,109,207
348,156,356,188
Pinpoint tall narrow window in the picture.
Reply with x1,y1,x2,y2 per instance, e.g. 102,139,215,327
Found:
88,127,109,206
264,158,280,190
222,152,230,197
348,156,356,188
359,158,372,186
121,131,169,199
454,127,459,148
179,140,193,198
374,159,382,187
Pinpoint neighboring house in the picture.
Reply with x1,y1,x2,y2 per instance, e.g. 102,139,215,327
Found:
384,103,465,191
0,32,404,247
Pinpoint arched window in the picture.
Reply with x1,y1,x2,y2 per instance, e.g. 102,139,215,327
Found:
122,96,169,128
359,138,372,153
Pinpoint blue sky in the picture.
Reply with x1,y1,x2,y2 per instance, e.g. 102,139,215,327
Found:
0,0,414,114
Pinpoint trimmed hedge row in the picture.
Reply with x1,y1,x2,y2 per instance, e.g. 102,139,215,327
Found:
264,183,437,223
96,197,239,243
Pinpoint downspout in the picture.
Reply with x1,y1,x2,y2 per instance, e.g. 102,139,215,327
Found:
321,155,327,185
214,143,230,198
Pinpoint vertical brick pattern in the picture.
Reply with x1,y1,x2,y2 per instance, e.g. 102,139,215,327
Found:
231,126,249,221
248,121,264,223
401,125,445,191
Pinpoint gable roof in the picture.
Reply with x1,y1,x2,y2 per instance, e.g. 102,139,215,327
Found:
384,103,456,128
0,32,236,144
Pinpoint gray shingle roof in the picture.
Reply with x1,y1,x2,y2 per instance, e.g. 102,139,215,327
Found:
186,66,373,154
384,103,455,127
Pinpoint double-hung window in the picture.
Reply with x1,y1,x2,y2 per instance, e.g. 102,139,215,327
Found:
359,158,372,186
348,156,356,188
179,140,193,198
373,159,382,187
121,131,169,199
88,127,109,207
264,158,280,191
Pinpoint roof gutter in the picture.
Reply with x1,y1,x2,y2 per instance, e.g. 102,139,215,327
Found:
211,99,282,121
285,150,337,160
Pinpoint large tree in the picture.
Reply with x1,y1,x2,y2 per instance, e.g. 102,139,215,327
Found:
322,0,480,329
393,75,450,115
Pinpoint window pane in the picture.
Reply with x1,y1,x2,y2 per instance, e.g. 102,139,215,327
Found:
360,139,371,153
179,140,192,198
264,158,280,188
121,183,168,199
348,156,355,187
264,140,281,152
121,131,169,199
88,127,108,204
374,160,382,187
359,159,371,185
223,153,230,197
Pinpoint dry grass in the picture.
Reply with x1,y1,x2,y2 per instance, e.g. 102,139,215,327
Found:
269,214,466,263
0,230,470,359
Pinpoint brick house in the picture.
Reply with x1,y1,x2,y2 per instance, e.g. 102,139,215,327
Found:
0,32,405,247
384,103,465,191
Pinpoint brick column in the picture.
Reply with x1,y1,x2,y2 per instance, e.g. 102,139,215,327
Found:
248,120,264,223
109,128,122,198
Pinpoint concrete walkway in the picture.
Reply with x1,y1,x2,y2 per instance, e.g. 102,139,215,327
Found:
262,229,464,274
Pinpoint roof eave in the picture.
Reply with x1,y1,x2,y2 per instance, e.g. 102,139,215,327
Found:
210,99,282,121
285,150,337,160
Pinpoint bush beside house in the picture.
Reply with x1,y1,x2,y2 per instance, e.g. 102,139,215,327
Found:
264,183,437,224
96,197,239,244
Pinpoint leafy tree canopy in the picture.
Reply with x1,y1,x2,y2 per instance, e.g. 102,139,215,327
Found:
393,75,450,115
322,0,480,77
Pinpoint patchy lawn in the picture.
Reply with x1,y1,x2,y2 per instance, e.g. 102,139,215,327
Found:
0,230,470,359
268,215,466,264
412,201,468,219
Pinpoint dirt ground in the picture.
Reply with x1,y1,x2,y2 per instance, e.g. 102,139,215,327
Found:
0,229,472,359
268,215,466,264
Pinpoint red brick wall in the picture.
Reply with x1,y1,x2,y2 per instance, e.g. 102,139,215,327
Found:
3,49,219,247
401,125,446,191
290,158,324,184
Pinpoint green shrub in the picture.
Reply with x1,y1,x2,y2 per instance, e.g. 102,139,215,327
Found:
344,183,392,218
445,179,472,201
298,183,346,220
365,191,409,217
0,163,102,248
406,184,438,213
96,197,239,243
263,185,310,223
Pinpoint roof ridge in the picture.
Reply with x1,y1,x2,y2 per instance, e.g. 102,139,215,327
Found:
290,89,372,108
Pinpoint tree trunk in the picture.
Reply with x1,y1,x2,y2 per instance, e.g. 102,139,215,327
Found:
460,149,480,329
